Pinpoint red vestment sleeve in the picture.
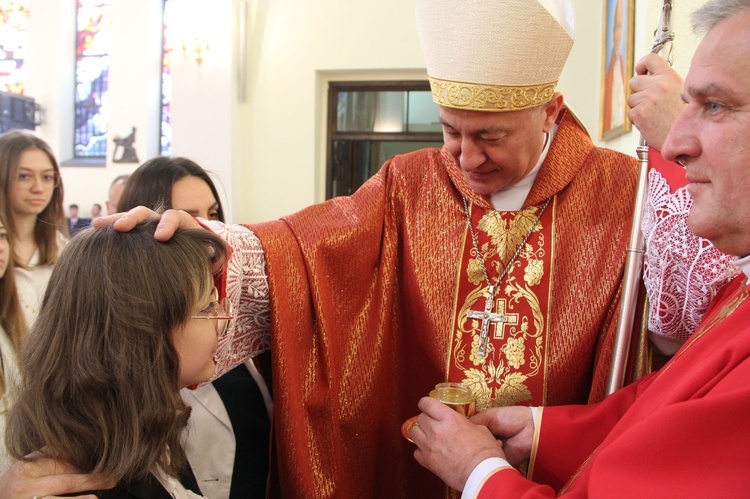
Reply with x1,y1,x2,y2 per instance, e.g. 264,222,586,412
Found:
475,278,750,497
529,374,657,490
478,364,750,496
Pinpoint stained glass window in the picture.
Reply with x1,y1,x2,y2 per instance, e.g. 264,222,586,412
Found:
161,0,173,156
0,0,29,94
74,0,112,158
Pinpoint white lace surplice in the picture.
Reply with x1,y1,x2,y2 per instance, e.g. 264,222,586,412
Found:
642,168,739,344
201,220,272,380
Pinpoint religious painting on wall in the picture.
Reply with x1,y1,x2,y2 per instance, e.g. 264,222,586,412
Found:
600,0,635,141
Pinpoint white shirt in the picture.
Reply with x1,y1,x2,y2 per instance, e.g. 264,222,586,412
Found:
14,231,67,327
153,467,205,499
0,326,18,472
489,125,556,211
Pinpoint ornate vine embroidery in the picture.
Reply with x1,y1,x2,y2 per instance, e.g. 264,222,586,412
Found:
455,206,548,410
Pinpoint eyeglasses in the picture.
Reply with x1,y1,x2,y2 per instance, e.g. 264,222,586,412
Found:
15,170,60,188
191,289,233,338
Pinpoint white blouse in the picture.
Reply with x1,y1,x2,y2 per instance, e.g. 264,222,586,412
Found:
0,325,19,472
14,231,68,327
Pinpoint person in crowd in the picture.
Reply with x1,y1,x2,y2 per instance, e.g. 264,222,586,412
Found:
6,220,230,498
0,213,25,472
118,158,223,222
91,203,102,218
0,130,67,328
67,204,91,237
118,156,271,499
106,174,129,215
410,1,750,495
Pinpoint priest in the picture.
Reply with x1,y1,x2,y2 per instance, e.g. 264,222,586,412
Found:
628,50,739,357
411,1,750,495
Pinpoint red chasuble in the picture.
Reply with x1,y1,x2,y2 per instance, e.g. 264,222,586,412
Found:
476,275,750,497
251,108,646,498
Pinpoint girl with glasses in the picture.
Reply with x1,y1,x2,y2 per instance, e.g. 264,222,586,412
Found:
0,130,67,329
6,220,228,498
118,156,271,499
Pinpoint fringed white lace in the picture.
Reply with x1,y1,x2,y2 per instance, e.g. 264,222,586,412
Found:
202,220,272,380
642,169,740,342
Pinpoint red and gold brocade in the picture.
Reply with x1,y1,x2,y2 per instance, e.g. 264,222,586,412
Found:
250,109,646,498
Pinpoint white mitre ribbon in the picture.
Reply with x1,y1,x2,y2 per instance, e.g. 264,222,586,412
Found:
538,0,575,38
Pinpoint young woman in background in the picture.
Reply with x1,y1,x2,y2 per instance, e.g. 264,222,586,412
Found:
0,130,67,328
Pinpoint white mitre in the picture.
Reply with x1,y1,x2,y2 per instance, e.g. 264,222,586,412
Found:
416,0,575,112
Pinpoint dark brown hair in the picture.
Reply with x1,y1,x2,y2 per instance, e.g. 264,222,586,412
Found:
0,212,25,396
118,156,225,222
0,130,66,266
6,220,227,483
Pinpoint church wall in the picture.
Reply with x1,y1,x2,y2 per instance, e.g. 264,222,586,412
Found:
236,0,703,222
234,0,427,222
24,0,236,219
26,0,165,218
20,0,700,222
168,0,237,222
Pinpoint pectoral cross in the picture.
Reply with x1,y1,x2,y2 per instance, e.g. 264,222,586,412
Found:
467,284,512,358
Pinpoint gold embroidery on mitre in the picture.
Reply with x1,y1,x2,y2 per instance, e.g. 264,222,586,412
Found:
429,77,558,111
455,206,549,410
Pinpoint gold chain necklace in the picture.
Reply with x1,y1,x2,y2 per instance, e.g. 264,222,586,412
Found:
462,196,551,357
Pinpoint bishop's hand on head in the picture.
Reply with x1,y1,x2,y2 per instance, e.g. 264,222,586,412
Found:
93,206,202,241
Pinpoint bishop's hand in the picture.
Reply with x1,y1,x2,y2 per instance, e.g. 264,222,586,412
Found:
410,396,505,491
93,206,201,241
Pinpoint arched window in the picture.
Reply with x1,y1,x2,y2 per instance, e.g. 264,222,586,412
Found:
74,0,112,158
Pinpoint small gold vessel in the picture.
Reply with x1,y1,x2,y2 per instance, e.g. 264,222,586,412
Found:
428,382,477,417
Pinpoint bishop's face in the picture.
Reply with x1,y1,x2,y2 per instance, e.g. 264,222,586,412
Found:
661,10,750,257
439,98,560,196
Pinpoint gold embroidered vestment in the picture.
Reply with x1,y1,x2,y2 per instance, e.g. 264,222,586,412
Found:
252,109,644,498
